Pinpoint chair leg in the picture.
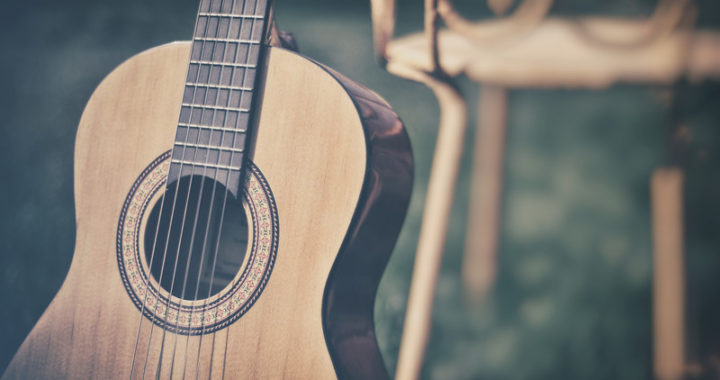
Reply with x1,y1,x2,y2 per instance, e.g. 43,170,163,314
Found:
462,85,508,301
394,74,467,380
651,167,686,380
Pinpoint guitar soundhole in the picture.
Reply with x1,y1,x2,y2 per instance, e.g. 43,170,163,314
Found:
144,175,249,301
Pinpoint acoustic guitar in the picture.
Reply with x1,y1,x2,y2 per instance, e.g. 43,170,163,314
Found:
2,0,412,378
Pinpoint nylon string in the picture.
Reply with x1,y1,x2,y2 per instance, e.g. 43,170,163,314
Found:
150,0,231,376
169,0,240,377
129,0,265,378
128,0,210,377
196,1,266,378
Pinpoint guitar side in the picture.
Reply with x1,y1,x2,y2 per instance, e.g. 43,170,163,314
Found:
2,42,412,379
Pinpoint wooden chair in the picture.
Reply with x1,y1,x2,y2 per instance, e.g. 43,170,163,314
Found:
369,0,720,378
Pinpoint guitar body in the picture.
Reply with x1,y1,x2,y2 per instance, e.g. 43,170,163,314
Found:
3,42,412,379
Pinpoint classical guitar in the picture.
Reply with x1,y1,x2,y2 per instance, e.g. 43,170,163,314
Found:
2,0,412,378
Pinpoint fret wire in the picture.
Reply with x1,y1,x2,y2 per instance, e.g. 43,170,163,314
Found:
193,36,260,44
250,14,264,42
189,59,256,69
174,141,244,153
198,12,264,19
181,103,249,113
178,122,247,133
186,82,253,92
170,159,241,171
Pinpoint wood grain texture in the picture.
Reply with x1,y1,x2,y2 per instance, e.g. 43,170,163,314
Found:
2,42,374,379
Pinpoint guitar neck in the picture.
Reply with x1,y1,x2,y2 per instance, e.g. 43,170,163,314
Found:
168,0,272,196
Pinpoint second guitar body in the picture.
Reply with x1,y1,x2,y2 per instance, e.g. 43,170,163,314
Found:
3,40,412,379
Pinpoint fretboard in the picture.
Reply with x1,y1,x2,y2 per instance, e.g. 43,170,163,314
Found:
167,0,271,196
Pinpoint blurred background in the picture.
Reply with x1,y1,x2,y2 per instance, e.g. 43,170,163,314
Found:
1,0,719,379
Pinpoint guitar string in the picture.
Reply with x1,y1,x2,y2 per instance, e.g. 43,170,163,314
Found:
166,8,232,374
139,0,220,376
129,0,262,377
163,0,262,377
150,0,230,377
220,3,266,379
195,1,266,378
128,153,172,378
128,0,209,377
197,2,265,378
167,0,240,377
